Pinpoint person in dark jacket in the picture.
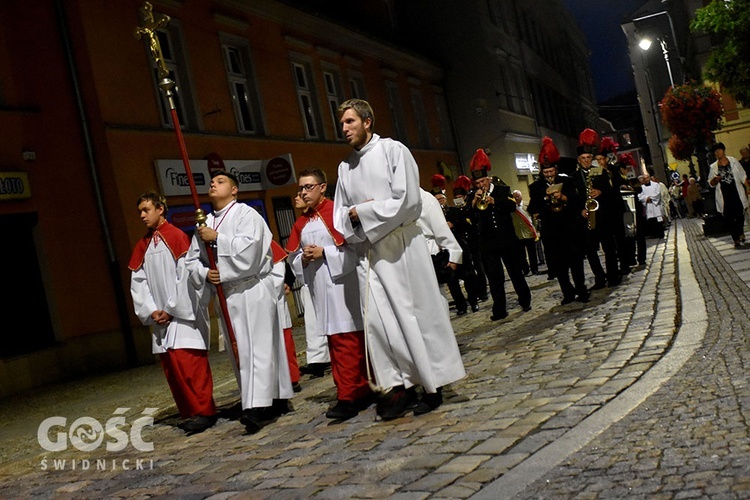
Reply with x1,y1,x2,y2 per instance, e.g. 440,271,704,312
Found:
469,149,531,320
528,138,588,305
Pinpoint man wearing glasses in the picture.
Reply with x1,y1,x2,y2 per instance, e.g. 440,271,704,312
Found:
286,169,372,420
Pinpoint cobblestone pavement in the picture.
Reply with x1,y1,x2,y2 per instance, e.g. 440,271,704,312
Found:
516,219,750,499
0,218,747,498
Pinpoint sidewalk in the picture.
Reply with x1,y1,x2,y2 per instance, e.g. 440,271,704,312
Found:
1,218,748,498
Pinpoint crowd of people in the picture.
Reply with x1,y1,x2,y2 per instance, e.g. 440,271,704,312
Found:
127,99,749,438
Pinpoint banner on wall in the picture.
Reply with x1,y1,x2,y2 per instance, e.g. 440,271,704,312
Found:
155,154,296,197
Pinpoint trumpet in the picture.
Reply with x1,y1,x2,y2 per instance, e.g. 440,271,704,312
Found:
545,184,565,212
476,190,490,210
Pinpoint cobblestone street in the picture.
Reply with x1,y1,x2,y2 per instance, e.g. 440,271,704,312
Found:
1,218,748,499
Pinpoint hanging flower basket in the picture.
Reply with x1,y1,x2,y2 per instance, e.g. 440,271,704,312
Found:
668,135,695,161
660,81,724,144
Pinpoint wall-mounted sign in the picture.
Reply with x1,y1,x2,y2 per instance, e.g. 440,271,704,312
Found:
155,154,296,197
0,171,31,200
515,153,538,174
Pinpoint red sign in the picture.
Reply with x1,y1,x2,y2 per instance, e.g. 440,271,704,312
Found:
206,153,225,176
265,157,293,186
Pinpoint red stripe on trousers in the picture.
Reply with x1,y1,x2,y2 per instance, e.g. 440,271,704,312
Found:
328,330,372,401
283,327,300,383
159,348,216,418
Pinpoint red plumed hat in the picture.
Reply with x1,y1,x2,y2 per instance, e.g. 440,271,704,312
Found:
617,153,636,168
453,175,472,195
429,173,446,195
469,149,491,180
576,128,600,156
538,137,560,167
598,137,619,157
431,174,446,189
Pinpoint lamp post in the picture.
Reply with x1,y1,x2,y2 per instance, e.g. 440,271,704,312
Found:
638,37,674,88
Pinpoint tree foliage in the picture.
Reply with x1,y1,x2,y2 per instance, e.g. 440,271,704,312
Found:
691,0,750,105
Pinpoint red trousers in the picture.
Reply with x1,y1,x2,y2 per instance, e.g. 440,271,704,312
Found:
283,327,300,383
159,348,216,419
328,331,371,401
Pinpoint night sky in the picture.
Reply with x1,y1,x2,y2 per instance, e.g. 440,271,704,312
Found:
562,0,648,104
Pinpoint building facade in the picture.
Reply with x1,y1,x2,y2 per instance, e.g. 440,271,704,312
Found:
0,0,460,397
394,0,599,193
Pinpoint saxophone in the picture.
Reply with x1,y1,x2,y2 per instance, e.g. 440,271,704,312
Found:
585,170,599,230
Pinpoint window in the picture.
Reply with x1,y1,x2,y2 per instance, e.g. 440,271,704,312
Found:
291,60,322,139
385,81,408,144
487,0,512,34
434,92,455,149
348,71,367,100
410,88,430,148
322,69,345,140
273,196,304,318
221,37,264,135
146,20,198,130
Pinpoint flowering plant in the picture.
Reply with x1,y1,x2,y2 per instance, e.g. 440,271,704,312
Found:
660,81,724,143
668,135,695,161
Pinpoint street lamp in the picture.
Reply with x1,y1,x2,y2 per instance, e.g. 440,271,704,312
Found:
638,36,674,88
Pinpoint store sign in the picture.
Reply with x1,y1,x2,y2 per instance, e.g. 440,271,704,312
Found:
515,153,538,174
154,154,296,196
0,171,31,200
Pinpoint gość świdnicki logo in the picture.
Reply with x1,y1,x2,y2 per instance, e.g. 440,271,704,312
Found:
38,408,157,471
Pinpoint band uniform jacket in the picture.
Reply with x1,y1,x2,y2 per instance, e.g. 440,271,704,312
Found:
527,174,583,245
471,180,518,248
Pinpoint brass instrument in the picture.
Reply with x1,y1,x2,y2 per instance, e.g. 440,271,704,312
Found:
545,183,565,212
476,190,490,210
585,170,599,230
475,176,508,211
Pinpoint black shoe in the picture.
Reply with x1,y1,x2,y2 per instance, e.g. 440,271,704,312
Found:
522,305,531,312
576,293,590,303
271,398,293,417
456,309,468,317
589,282,606,291
608,278,621,287
326,400,359,420
490,312,508,321
470,303,479,313
240,407,271,434
181,415,216,434
292,382,302,393
561,295,576,306
376,386,418,420
413,389,443,416
299,362,330,378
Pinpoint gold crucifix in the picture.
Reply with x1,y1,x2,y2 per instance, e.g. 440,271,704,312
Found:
134,2,171,81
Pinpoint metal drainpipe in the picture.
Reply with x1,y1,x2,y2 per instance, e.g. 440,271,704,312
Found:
54,0,138,367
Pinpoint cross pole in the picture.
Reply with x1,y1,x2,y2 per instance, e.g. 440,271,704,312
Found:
135,2,240,367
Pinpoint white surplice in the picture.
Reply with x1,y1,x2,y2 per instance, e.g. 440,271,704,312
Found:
185,201,293,409
290,217,363,336
131,238,210,354
417,188,463,263
638,182,664,221
299,284,330,363
333,134,466,393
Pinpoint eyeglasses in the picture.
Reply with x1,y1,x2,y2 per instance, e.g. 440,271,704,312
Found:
297,183,322,193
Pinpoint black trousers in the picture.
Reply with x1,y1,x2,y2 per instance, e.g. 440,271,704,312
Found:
481,243,531,317
518,238,539,274
544,236,587,300
724,207,747,242
446,263,480,313
590,227,621,285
